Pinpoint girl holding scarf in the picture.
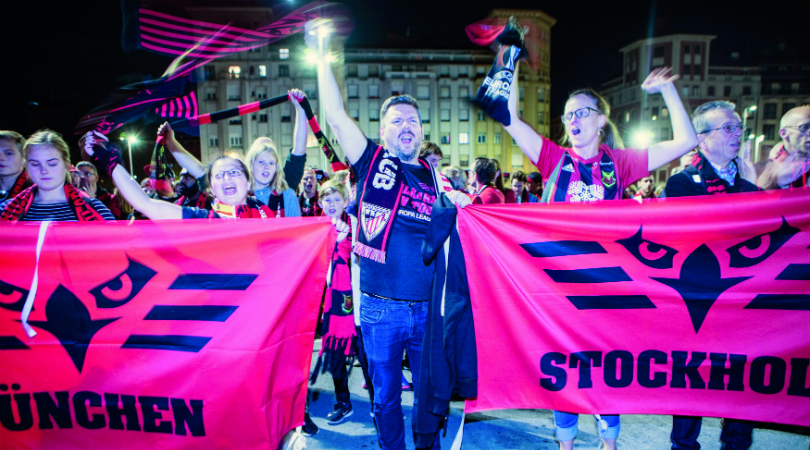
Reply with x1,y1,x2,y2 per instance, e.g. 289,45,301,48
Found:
80,131,273,220
0,130,114,222
502,66,698,450
246,89,309,217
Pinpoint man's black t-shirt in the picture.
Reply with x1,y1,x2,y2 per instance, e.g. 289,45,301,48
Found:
355,138,437,301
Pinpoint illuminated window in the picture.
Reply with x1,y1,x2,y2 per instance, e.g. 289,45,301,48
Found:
258,65,267,77
441,135,451,144
228,66,241,79
279,48,289,60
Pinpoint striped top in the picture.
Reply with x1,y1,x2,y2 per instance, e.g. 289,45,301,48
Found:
7,199,116,222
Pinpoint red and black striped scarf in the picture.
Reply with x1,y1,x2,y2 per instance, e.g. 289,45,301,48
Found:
0,183,106,222
5,170,32,200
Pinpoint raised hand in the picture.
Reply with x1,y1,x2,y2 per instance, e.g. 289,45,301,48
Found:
157,122,176,144
289,89,306,111
79,131,108,158
333,216,350,243
641,67,679,94
737,139,757,184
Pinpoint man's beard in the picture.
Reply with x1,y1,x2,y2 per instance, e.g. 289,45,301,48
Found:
390,133,420,161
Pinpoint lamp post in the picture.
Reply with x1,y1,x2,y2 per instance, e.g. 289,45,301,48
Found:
121,134,138,179
755,134,765,160
316,25,331,171
742,105,757,139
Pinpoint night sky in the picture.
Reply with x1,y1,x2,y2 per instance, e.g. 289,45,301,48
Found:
2,0,807,147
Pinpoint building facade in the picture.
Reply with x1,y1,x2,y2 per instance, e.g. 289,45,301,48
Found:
602,34,761,183
753,64,810,161
193,9,555,176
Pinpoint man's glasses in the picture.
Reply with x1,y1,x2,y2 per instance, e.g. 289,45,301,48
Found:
699,124,746,135
562,107,600,124
212,169,245,180
785,123,810,134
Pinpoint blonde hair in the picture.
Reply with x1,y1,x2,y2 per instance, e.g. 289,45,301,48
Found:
24,129,71,185
318,178,348,200
331,170,350,184
245,137,288,193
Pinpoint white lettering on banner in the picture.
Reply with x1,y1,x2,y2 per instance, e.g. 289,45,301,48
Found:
372,159,398,190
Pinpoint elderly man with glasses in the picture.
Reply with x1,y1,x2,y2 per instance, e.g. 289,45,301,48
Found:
664,101,759,199
663,100,759,450
757,105,810,190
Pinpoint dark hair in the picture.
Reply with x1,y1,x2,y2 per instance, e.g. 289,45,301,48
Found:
489,158,506,193
473,158,498,185
510,170,527,183
561,88,624,149
207,156,251,186
380,95,422,124
419,141,443,159
526,172,543,183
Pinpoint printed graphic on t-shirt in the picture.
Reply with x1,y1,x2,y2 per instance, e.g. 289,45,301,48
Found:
567,181,605,202
398,182,436,222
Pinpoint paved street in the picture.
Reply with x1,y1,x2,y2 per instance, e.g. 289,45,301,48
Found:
305,342,810,449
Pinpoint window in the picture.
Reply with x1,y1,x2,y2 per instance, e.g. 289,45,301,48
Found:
227,86,240,101
421,109,430,123
477,111,486,121
369,107,380,121
494,132,501,144
519,87,525,101
459,133,469,144
683,65,691,76
303,87,317,100
682,86,689,97
692,86,700,97
723,86,731,96
519,109,523,119
693,65,702,76
441,135,451,144
259,114,268,123
228,66,241,79
251,114,257,121
651,107,659,121
348,85,359,98
694,45,701,55
417,85,430,99
459,109,469,121
743,86,752,96
369,85,380,98
440,86,450,98
662,107,669,117
476,66,486,75
459,66,469,77
763,124,776,140
684,45,691,54
391,65,402,72
459,87,470,98
347,65,358,77
537,111,545,124
249,65,255,76
439,66,449,77
424,134,431,141
783,103,796,117
659,127,669,140
537,88,545,102
653,46,665,58
229,119,242,125
258,65,267,77
440,109,450,121
368,65,379,77
279,48,289,60
206,91,216,101
230,136,242,147
281,114,291,123
349,108,359,120
708,86,715,96
477,133,486,143
209,137,218,147
764,103,777,119
279,65,289,77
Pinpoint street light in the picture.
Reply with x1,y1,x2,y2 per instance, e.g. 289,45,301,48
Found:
632,129,655,149
121,134,138,178
755,134,765,160
742,105,757,140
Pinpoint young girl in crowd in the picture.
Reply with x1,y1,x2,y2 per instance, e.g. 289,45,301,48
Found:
0,130,115,221
246,138,301,217
503,66,698,450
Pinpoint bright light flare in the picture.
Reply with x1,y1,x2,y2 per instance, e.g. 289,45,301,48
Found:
632,129,655,148
127,136,138,144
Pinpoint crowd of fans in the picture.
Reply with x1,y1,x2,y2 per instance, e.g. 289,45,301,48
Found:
1,37,809,450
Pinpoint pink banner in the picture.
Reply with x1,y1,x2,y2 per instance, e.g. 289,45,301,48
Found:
0,218,333,449
458,189,810,426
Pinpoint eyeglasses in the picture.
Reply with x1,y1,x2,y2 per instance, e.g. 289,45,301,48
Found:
699,124,746,135
562,107,600,124
212,169,245,180
785,123,810,134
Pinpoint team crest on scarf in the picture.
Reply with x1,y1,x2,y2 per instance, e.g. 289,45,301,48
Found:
361,204,393,241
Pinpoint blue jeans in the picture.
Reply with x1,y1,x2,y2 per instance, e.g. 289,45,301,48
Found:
553,411,620,441
671,416,753,450
360,294,439,450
